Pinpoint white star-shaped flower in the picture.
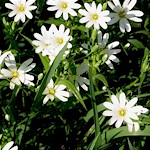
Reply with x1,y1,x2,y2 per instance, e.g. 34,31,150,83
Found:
42,79,70,104
5,0,37,23
108,0,144,32
0,52,36,90
47,0,81,20
103,92,149,132
78,1,111,29
32,25,53,56
50,24,72,52
98,31,121,69
2,141,18,150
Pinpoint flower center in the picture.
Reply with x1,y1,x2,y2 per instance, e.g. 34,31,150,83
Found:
12,71,19,78
118,9,126,18
56,37,64,45
92,13,99,20
17,4,26,12
118,108,126,116
61,2,68,9
49,88,55,95
45,43,50,47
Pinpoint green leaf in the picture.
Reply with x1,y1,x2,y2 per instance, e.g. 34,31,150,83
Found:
94,74,109,87
88,132,100,150
38,53,49,72
20,34,33,45
135,30,150,38
31,40,69,111
38,19,65,26
102,126,150,142
84,103,105,122
128,39,145,49
58,79,87,109
127,138,135,150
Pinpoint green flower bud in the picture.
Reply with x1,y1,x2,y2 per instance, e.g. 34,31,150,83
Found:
38,73,43,80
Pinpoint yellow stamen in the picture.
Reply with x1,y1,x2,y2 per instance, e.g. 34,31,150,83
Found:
12,71,19,78
61,2,68,9
92,13,99,20
118,9,126,18
17,4,26,12
49,88,55,95
118,108,126,116
56,37,64,45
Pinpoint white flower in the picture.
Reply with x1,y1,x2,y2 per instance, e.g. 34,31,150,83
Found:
108,0,144,32
0,50,11,67
32,24,72,63
47,0,81,20
5,0,37,23
69,62,89,91
2,141,18,150
32,25,53,56
50,24,72,52
42,79,70,104
98,31,121,69
78,1,111,29
0,53,36,90
103,92,140,128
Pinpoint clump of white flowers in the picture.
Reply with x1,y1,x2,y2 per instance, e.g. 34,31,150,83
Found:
32,24,72,65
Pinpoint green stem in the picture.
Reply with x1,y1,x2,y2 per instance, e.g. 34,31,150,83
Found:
88,66,101,149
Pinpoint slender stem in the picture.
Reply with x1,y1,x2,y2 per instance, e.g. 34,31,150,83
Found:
88,66,101,148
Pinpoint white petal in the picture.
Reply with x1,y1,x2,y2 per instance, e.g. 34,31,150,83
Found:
109,55,119,63
105,59,114,69
43,96,49,104
10,146,18,150
2,141,14,150
126,97,138,108
108,13,119,25
107,41,119,49
127,0,137,10
103,102,115,110
111,95,119,106
103,110,113,116
5,3,15,10
77,62,89,75
127,123,133,132
112,0,121,7
119,19,126,33
134,122,140,132
123,19,131,32
0,69,12,78
55,94,68,102
26,0,36,6
128,17,142,22
123,0,130,8
127,10,144,17
115,117,123,128
119,92,126,106
109,116,118,125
